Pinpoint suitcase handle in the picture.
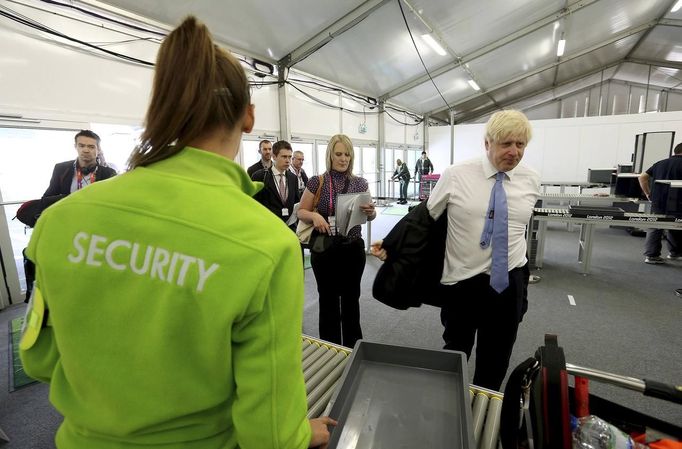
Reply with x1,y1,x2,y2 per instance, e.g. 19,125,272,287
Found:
566,363,682,405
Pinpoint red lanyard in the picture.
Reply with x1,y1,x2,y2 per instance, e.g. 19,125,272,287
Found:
328,174,335,213
76,167,96,190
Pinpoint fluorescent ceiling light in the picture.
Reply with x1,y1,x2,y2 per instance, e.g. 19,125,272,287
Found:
467,79,480,91
557,39,566,57
421,34,447,56
671,0,682,12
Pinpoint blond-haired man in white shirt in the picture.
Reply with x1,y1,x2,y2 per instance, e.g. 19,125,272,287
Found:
427,110,540,391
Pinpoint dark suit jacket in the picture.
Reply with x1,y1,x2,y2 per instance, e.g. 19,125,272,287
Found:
372,201,447,310
247,160,271,178
251,168,301,226
43,160,117,197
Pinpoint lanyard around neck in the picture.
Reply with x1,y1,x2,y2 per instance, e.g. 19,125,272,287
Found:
327,173,349,215
76,166,96,190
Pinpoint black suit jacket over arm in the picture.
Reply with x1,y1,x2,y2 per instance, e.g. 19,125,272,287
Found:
372,201,447,309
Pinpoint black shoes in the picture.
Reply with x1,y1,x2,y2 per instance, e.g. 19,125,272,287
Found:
397,200,408,205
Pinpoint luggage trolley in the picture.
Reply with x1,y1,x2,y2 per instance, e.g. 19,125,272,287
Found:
419,173,440,200
501,335,682,449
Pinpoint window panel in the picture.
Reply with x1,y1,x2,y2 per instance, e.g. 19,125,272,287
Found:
316,140,328,175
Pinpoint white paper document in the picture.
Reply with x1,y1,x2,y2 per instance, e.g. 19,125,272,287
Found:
286,202,301,226
335,192,372,236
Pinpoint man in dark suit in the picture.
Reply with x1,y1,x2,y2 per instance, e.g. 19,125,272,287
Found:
43,130,117,196
24,130,117,302
251,140,300,230
290,150,309,195
246,139,273,178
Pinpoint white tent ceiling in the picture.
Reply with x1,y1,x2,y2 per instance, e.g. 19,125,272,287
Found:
49,0,682,122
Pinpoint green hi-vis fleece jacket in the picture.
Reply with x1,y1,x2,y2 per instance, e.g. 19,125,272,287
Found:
20,147,311,449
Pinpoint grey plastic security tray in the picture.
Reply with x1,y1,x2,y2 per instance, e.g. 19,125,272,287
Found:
325,341,474,449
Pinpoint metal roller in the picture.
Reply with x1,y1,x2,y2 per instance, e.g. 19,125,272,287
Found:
303,349,337,381
301,345,327,371
479,396,502,449
305,351,346,394
306,357,348,408
472,392,489,444
302,342,318,360
307,379,340,419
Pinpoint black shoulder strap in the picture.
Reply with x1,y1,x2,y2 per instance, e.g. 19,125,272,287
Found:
501,357,539,449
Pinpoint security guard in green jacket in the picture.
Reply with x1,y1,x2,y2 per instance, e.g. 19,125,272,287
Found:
21,16,335,449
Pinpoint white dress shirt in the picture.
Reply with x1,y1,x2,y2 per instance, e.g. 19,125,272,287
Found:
289,166,305,191
272,166,287,186
427,156,540,284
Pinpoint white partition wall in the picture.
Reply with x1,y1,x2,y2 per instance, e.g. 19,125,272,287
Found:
447,111,682,182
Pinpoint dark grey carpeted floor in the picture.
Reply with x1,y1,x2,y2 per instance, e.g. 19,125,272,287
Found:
1,218,680,447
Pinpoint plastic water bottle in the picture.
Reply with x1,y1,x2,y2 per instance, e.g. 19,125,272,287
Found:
571,415,649,449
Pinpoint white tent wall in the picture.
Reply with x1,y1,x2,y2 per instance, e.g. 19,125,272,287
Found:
437,111,682,182
0,26,152,126
424,126,452,173
666,91,682,111
0,25,421,152
250,83,280,136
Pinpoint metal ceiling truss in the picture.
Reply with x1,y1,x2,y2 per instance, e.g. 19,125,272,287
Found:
398,0,501,110
611,0,679,89
452,61,623,123
625,58,682,71
278,0,392,69
455,68,682,124
428,19,660,116
379,0,601,102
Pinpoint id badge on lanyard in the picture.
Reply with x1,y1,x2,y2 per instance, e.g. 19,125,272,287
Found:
328,215,337,236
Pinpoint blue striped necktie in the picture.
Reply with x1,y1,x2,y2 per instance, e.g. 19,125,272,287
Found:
480,172,509,293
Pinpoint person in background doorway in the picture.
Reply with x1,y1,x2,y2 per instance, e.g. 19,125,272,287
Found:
23,130,117,302
414,150,434,181
391,158,410,204
20,16,334,449
290,150,309,196
43,130,117,197
247,139,273,177
252,140,300,230
638,142,682,264
297,134,376,348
